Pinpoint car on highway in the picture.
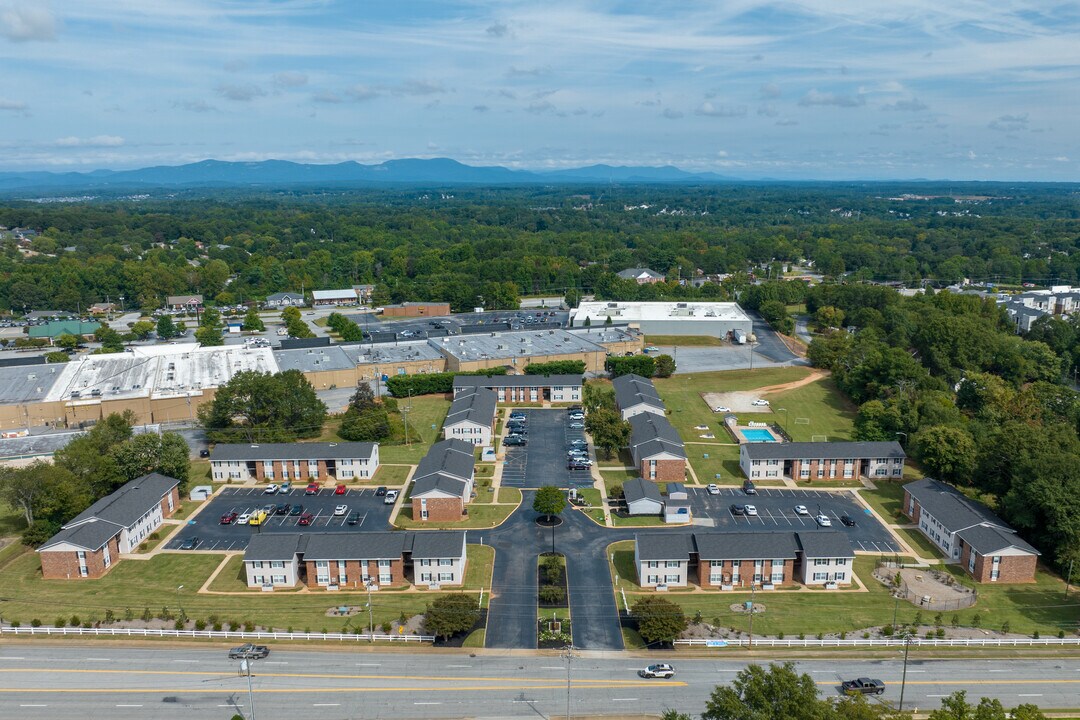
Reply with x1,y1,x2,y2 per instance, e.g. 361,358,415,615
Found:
179,536,200,550
375,486,387,496
228,643,270,660
707,483,721,495
297,512,315,526
744,505,758,516
263,484,278,494
751,399,770,406
794,505,809,515
815,514,833,527
384,489,398,505
568,421,585,429
347,511,362,525
220,511,239,524
334,505,348,516
504,435,527,446
743,480,757,495
305,483,320,495
236,512,252,525
644,346,660,353
841,678,885,695
840,514,857,527
638,663,676,679
335,484,347,495
289,504,303,516
730,504,747,516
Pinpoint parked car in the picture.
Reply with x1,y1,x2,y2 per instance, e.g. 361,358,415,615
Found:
248,511,268,526
504,435,527,446
639,663,676,679
743,480,757,495
334,484,347,495
220,511,238,524
384,489,399,505
509,412,526,421
228,643,270,660
568,405,583,412
297,512,315,526
236,512,252,525
305,483,319,495
263,484,279,494
334,505,348,516
274,503,289,515
714,406,732,413
706,483,721,495
751,399,770,407
730,504,747,516
644,346,660,354
744,505,758,516
569,439,588,448
347,511,362,525
289,504,303,516
794,505,809,515
568,460,590,470
841,678,885,695
840,514,857,527
179,536,200,550
375,486,387,497
815,514,833,527
568,412,585,420
279,482,291,493
568,421,585,429
199,449,210,458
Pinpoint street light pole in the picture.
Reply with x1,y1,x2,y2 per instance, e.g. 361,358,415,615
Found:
366,581,374,641
176,585,184,621
898,633,913,712
747,582,757,648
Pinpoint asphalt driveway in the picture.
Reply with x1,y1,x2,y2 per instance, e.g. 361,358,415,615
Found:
499,409,593,489
166,486,394,551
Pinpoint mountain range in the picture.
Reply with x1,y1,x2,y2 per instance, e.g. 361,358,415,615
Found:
0,158,740,193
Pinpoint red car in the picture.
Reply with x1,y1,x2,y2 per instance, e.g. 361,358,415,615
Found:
297,512,315,526
219,511,238,525
305,484,319,495
334,484,347,495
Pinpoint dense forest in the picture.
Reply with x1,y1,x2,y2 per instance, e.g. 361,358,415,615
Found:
1,183,1079,314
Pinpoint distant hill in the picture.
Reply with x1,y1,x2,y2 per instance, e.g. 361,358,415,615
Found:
0,158,742,192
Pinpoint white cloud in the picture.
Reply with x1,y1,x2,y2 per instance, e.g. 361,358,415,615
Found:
881,98,928,112
215,83,266,102
53,135,124,147
798,89,866,108
695,101,747,118
0,97,28,114
988,113,1029,131
473,104,489,113
346,85,378,101
273,71,309,88
662,108,683,119
175,99,217,113
757,103,778,117
759,83,781,99
0,2,56,42
506,66,551,78
525,100,556,114
399,79,445,96
486,22,509,37
312,90,343,104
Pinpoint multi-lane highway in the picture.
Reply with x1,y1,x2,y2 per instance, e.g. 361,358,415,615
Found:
1,645,1078,719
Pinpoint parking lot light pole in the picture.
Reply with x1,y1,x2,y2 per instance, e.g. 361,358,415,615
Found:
176,585,184,621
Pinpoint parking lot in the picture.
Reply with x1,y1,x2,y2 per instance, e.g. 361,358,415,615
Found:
499,409,594,489
166,485,395,552
687,486,901,553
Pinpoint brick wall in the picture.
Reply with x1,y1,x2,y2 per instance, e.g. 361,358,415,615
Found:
698,559,795,588
304,557,407,589
902,491,919,523
960,544,1038,583
413,496,464,522
158,487,181,519
40,535,121,580
641,458,685,482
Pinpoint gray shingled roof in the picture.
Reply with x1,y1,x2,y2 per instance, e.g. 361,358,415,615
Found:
407,531,467,559
904,478,1007,533
612,373,664,412
617,267,664,280
445,387,497,429
629,413,685,460
797,531,855,559
413,439,475,482
38,520,121,552
412,472,468,498
742,440,905,461
453,374,583,389
634,533,695,561
694,532,799,560
66,473,180,529
266,292,304,302
302,532,408,560
957,525,1040,556
623,477,662,503
211,442,377,462
244,533,308,562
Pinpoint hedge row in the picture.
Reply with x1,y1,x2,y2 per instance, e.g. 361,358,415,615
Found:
524,360,586,375
385,368,507,397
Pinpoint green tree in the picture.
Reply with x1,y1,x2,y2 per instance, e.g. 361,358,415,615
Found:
55,333,80,351
113,432,191,483
194,324,224,346
93,325,124,353
422,594,481,641
200,307,222,329
813,305,845,330
156,315,177,340
281,306,302,324
630,596,687,646
701,662,823,720
532,485,566,521
915,425,977,484
584,408,631,460
582,381,616,413
198,370,327,442
564,288,581,308
45,351,70,363
130,320,155,340
653,354,676,378
660,711,691,720
242,308,265,332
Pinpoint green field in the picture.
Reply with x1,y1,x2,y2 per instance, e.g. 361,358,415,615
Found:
373,464,412,486
316,396,451,465
860,481,909,522
394,503,516,529
894,528,946,559
685,444,741,484
611,514,668,527
497,488,522,504
645,335,724,347
754,376,857,442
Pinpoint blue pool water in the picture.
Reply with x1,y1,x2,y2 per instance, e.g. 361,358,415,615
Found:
742,428,778,442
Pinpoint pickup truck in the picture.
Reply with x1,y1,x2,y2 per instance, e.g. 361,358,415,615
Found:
228,643,270,659
841,677,886,695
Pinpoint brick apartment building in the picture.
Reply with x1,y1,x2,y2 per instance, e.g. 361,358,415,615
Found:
410,439,476,522
903,478,1039,583
210,442,379,483
38,473,182,579
739,441,906,482
628,412,686,481
451,374,583,404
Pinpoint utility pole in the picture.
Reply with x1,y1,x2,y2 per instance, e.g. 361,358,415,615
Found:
241,658,257,720
747,582,757,648
898,633,913,712
176,584,184,621
563,644,574,720
366,581,375,641
1066,559,1074,599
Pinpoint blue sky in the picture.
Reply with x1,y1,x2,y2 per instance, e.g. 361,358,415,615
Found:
0,0,1077,180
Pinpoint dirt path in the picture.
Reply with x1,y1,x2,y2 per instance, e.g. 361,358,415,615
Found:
757,368,829,395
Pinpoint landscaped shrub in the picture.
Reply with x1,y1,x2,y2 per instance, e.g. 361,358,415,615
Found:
881,624,894,636
1001,621,1011,634
381,621,392,633
124,608,134,622
1033,630,1040,639
69,615,80,627
243,620,255,632
195,619,207,631
525,360,586,375
862,632,870,639
777,631,784,640
539,585,566,604
972,613,981,627
935,628,945,638
104,609,115,624
54,617,66,628
213,622,223,632
10,621,20,628
386,368,507,397
31,619,41,627
1059,630,1066,639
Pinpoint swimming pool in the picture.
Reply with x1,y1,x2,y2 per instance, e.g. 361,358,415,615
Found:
742,428,779,443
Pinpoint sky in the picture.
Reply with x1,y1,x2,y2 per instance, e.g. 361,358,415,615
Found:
0,0,1078,180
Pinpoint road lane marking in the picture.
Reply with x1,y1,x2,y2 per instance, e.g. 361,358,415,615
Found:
0,657,25,660
1018,694,1043,697
446,665,471,668
612,698,639,701
313,703,341,706
415,702,442,705
116,704,143,707
264,661,288,665
172,660,199,663
86,658,111,661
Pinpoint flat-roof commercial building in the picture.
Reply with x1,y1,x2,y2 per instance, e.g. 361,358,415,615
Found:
382,302,451,318
434,327,640,373
444,387,497,446
210,442,379,483
739,441,906,482
38,473,182,579
342,341,447,381
628,412,686,482
311,289,358,306
452,374,583,404
571,301,752,339
903,478,1039,583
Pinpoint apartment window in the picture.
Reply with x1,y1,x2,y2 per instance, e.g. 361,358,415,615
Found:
438,573,454,582
647,575,660,584
665,560,681,568
664,574,680,583
271,561,284,569
800,469,810,478
833,572,846,582
648,561,659,569
439,559,453,566
771,569,784,583
968,553,976,573
731,560,741,567
710,560,724,568
710,574,724,584
339,564,347,584
420,572,432,583
813,572,827,581
103,545,111,569
315,560,329,585
420,559,431,567
272,575,286,585
252,575,265,585
814,558,829,566
166,493,175,511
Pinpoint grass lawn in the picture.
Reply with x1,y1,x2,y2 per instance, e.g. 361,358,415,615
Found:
473,476,495,503
133,530,172,554
394,504,516,529
686,444,742,484
464,544,495,589
611,514,669,527
894,528,945,559
609,554,1080,636
622,627,647,648
171,500,206,522
860,481,909,523
645,335,724,347
315,396,451,466
0,549,480,632
0,503,26,538
601,470,636,496
372,464,411,486
497,487,522,504
462,629,486,648
757,376,857,442
188,459,212,486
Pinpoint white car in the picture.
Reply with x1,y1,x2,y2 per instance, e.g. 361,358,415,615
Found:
751,399,770,407
745,505,758,516
639,663,676,679
236,512,252,525
794,505,809,516
384,489,399,505
334,505,348,516
568,421,585,429
263,484,279,494
714,406,732,413
815,514,832,527
706,483,721,495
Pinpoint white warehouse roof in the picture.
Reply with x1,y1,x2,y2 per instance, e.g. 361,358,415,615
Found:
572,301,751,325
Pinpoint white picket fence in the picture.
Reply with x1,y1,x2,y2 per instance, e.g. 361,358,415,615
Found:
0,625,433,643
676,636,1080,649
